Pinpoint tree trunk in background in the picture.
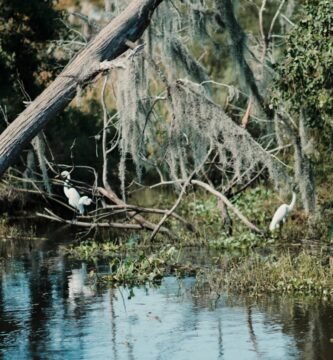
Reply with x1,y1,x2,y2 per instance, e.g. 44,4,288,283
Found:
0,0,163,178
293,111,316,215
294,136,316,215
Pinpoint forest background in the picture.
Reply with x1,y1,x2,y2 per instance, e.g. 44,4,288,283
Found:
0,0,332,245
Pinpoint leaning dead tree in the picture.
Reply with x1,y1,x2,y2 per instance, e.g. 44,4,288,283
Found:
0,0,164,177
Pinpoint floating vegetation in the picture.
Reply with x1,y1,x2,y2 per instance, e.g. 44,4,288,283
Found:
63,242,197,287
63,233,333,298
63,241,121,261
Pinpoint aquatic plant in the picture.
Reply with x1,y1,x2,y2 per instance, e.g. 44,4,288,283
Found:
64,241,196,287
208,232,270,251
198,250,333,297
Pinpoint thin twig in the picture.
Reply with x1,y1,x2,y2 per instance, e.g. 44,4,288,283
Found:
259,0,268,43
268,0,286,40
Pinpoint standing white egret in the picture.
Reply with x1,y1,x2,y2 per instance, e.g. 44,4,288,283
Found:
269,192,296,231
60,171,92,215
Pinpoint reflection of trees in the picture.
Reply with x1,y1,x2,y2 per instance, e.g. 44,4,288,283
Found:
0,267,20,352
242,295,333,359
187,285,333,359
109,288,119,360
0,260,31,356
294,302,333,360
246,305,260,357
28,252,54,356
217,317,223,359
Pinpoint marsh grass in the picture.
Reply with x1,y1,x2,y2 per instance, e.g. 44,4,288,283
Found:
197,250,333,297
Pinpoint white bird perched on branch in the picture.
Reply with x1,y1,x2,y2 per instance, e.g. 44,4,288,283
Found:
269,192,296,231
60,171,92,215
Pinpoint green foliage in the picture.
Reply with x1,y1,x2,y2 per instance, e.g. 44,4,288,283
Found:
209,232,271,251
64,240,120,262
188,197,220,224
233,187,273,225
273,0,333,128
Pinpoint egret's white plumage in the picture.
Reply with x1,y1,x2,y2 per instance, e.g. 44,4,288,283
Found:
60,171,92,215
269,192,296,231
78,196,93,214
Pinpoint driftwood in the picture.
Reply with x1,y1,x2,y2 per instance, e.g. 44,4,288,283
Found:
0,0,164,177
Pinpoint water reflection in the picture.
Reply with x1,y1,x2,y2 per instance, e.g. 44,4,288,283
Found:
1,242,333,359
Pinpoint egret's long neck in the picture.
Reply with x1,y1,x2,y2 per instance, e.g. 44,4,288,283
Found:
64,174,71,189
289,192,296,210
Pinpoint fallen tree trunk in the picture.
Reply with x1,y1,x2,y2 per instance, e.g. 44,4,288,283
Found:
0,0,163,177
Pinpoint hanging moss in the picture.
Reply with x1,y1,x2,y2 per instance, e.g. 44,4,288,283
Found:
214,0,266,111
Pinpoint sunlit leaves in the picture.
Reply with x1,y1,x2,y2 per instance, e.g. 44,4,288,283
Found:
273,0,333,128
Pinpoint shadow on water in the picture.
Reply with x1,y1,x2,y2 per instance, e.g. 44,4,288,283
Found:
1,234,333,359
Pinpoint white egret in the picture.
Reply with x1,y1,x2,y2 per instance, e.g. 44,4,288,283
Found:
269,192,296,231
60,171,92,215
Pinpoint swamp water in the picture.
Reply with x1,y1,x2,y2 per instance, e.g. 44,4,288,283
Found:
1,236,333,359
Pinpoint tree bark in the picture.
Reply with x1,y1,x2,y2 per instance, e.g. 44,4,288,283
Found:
0,0,163,177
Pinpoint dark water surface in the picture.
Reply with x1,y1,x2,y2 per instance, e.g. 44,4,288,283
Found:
1,237,333,359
